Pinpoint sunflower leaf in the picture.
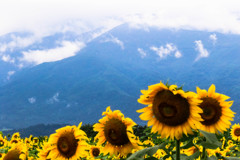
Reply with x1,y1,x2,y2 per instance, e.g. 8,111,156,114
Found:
207,156,218,160
180,150,200,160
180,138,195,149
199,141,220,149
223,157,240,160
127,142,167,160
199,130,222,148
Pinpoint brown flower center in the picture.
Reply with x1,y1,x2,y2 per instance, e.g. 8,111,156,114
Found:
11,140,18,144
3,150,20,160
199,97,222,126
152,90,190,126
92,148,100,157
104,118,130,146
0,140,4,146
57,132,78,158
234,128,240,137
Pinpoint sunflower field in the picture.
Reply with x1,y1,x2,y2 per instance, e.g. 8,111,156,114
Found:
1,81,240,160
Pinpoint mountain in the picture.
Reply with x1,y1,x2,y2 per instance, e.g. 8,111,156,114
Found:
0,24,240,129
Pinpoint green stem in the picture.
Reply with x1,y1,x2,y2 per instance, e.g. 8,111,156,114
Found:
201,146,206,160
176,139,180,160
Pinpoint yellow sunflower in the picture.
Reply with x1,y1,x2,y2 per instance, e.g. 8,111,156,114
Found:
231,123,240,141
196,84,235,133
137,81,203,140
89,145,101,159
47,124,89,160
37,141,52,160
93,106,142,156
2,143,28,160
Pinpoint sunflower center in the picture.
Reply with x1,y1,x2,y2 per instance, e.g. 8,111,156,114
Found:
152,90,190,126
234,128,240,136
92,148,100,157
0,140,4,146
3,150,20,160
199,97,222,126
57,132,78,158
160,103,177,118
104,118,130,146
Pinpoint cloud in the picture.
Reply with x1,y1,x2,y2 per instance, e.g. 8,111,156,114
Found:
150,43,182,59
1,0,240,39
28,97,36,104
19,41,85,65
194,40,209,61
7,71,15,80
1,55,15,63
175,51,182,58
47,92,60,104
209,33,217,44
101,35,124,50
137,48,147,58
0,35,41,52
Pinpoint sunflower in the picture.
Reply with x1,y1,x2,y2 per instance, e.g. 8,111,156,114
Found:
93,106,142,156
47,124,89,160
2,143,27,160
137,81,203,140
196,84,235,133
89,145,101,159
231,124,240,141
37,142,52,160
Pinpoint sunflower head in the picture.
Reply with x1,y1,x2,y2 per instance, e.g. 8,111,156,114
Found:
196,84,235,133
137,81,203,140
2,143,27,160
93,106,141,156
90,146,101,158
48,125,89,159
231,123,240,141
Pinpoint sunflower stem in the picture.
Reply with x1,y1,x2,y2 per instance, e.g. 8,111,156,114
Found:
176,139,180,160
201,146,206,160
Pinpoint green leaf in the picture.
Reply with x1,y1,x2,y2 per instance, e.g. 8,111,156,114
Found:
144,157,159,160
181,150,200,160
207,156,218,160
127,142,167,160
223,157,240,160
199,142,220,149
199,130,222,149
180,139,195,149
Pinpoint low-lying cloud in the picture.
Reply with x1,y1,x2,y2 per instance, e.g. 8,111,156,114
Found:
101,35,124,50
195,40,209,61
209,33,217,44
47,92,60,104
137,48,147,58
150,43,182,59
20,41,85,65
28,97,36,104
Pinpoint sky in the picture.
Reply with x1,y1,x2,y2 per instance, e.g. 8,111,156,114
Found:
1,0,240,67
1,0,240,36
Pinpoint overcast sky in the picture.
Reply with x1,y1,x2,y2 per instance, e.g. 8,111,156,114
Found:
1,0,240,36
1,0,240,67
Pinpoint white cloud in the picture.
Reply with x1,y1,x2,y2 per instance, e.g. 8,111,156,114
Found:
150,43,181,59
0,35,41,52
19,41,85,65
137,48,147,58
101,35,124,50
28,97,36,104
7,71,15,80
175,51,182,58
209,33,217,44
47,92,60,104
1,55,15,63
195,40,209,61
1,0,240,38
